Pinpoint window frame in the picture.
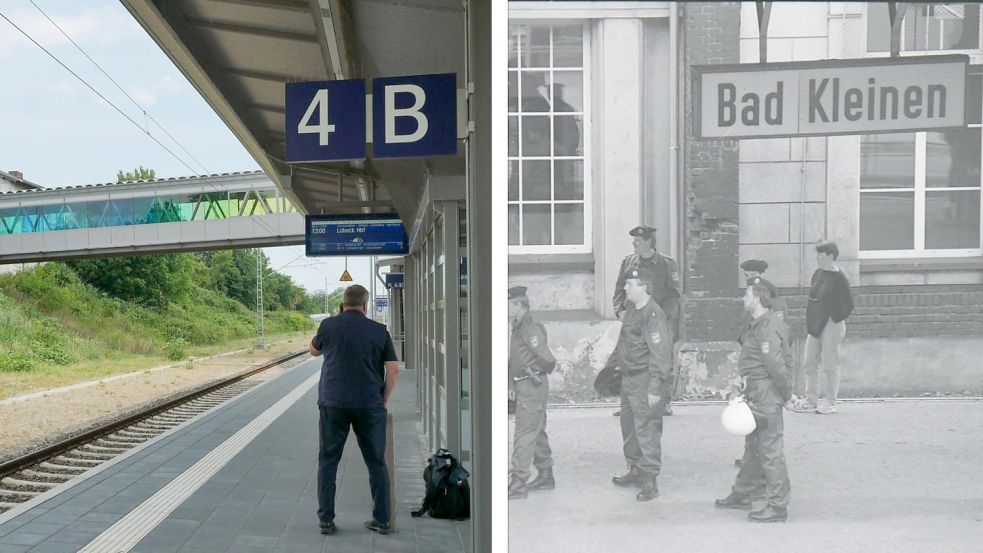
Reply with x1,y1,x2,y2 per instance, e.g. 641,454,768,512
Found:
859,129,983,259
507,21,593,255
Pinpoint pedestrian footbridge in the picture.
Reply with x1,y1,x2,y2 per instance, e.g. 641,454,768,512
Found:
0,171,305,263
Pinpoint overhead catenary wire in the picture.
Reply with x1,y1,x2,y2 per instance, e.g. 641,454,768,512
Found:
25,0,210,176
0,5,322,278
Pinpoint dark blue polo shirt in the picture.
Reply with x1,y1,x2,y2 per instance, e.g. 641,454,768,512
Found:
312,310,398,408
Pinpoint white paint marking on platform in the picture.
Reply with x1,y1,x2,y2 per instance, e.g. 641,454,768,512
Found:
77,371,319,553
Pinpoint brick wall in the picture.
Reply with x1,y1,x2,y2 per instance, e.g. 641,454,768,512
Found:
780,289,983,339
682,2,742,340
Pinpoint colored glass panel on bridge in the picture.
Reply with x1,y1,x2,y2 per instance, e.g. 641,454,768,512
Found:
0,188,296,235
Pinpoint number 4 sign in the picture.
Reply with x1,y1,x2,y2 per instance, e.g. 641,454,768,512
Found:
284,73,457,163
285,79,366,162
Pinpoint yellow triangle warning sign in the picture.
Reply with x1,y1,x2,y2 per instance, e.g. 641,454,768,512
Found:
339,270,353,282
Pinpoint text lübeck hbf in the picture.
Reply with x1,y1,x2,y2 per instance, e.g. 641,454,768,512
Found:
718,78,948,126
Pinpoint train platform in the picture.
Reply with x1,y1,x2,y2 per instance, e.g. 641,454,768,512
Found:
0,358,471,553
509,400,983,553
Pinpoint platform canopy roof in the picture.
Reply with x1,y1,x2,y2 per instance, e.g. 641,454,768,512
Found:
121,0,466,226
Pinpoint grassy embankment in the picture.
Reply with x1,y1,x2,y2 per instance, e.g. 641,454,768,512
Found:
0,264,314,399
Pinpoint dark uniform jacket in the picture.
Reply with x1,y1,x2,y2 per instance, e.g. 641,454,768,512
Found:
614,253,681,333
509,313,556,380
738,311,794,407
612,299,673,392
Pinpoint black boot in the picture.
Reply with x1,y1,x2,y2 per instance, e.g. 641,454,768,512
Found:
508,478,527,500
715,492,752,510
612,465,645,487
527,468,555,491
635,476,659,501
748,504,788,522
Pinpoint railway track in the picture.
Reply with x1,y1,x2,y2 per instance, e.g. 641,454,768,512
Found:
0,350,308,514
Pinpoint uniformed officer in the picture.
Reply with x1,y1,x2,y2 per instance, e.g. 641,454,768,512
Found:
734,260,786,469
508,286,558,500
716,283,793,522
613,226,681,417
607,268,674,502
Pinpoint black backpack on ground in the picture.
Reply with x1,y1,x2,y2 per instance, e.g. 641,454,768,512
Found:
410,448,471,520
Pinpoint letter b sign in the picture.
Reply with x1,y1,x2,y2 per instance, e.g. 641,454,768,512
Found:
373,73,457,158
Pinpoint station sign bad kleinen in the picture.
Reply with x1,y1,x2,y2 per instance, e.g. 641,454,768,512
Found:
695,55,968,139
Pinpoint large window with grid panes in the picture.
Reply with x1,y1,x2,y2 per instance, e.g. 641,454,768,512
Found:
508,22,590,253
859,67,982,258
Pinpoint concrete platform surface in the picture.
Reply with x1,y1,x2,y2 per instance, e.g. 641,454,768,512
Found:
0,359,471,553
509,401,983,553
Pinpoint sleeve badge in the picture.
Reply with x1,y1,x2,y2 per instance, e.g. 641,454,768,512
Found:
761,342,770,354
530,336,540,347
651,332,662,344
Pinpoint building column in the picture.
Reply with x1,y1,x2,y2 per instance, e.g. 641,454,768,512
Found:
593,18,645,319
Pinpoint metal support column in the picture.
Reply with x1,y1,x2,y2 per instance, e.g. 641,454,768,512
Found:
441,201,462,456
466,0,491,550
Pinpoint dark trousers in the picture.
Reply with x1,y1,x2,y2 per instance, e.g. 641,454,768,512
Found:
732,403,791,507
620,370,666,477
509,379,552,482
317,406,390,524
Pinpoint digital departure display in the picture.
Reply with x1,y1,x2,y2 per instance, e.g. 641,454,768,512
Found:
305,214,408,256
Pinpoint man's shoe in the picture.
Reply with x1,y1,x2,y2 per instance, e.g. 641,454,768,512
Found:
748,505,787,522
635,476,659,502
508,478,528,499
715,492,752,510
816,400,836,414
364,519,391,534
734,458,742,467
527,468,555,491
612,465,646,487
319,522,337,535
662,404,673,416
612,409,622,417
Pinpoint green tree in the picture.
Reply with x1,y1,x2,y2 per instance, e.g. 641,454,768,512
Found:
117,166,156,183
66,253,194,307
65,168,196,307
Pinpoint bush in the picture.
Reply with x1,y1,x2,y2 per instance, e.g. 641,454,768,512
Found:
0,352,40,373
163,338,188,361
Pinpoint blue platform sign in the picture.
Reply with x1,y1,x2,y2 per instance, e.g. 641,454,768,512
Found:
384,273,404,290
305,214,409,256
372,73,457,159
285,79,366,162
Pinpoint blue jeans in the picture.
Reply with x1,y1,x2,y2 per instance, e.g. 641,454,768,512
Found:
317,406,390,524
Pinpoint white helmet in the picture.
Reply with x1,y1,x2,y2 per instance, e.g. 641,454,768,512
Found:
721,396,756,436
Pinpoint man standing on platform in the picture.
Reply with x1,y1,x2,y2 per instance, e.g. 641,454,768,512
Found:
792,241,854,415
309,284,400,536
613,226,681,416
609,269,674,502
716,283,793,522
508,286,558,500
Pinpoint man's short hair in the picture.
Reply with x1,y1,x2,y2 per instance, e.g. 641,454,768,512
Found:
343,284,370,307
816,241,839,260
749,283,774,309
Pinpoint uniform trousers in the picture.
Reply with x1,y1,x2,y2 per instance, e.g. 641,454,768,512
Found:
732,402,791,507
619,370,667,478
510,378,552,482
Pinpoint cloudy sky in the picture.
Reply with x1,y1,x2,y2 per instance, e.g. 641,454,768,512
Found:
0,0,377,298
